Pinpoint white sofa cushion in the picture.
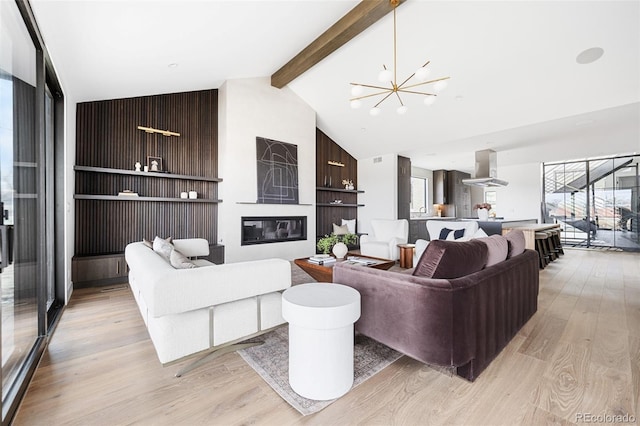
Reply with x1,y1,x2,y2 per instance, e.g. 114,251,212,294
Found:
173,238,210,257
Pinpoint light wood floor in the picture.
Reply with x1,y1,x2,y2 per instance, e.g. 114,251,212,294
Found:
13,249,640,425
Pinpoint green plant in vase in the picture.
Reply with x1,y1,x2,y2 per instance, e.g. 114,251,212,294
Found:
317,233,359,254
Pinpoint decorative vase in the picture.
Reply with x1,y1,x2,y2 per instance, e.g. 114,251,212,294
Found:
477,208,489,221
332,242,348,260
348,184,354,190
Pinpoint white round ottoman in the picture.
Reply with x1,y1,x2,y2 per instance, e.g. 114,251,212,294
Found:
282,283,361,400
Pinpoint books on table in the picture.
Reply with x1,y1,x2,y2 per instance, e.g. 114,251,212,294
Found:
307,254,336,265
345,256,376,266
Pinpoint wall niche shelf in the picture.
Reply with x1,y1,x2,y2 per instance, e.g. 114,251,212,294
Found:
74,165,222,182
236,201,313,206
317,203,364,207
316,187,364,194
316,129,363,238
74,194,222,203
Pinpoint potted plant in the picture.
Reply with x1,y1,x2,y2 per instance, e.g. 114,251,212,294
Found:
317,233,359,254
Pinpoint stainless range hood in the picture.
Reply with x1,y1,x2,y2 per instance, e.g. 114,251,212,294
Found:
462,149,509,187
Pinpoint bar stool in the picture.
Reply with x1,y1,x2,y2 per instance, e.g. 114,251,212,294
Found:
550,228,564,255
544,230,559,262
535,232,551,268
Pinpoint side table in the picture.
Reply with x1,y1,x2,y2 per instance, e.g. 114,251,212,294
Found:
282,283,361,400
397,243,415,268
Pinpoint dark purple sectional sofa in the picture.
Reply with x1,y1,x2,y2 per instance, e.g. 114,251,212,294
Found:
333,241,539,381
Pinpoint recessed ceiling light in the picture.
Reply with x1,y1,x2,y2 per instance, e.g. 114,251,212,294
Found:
576,47,604,64
168,63,178,68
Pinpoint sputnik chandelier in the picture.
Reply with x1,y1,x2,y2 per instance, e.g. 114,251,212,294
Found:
350,0,450,115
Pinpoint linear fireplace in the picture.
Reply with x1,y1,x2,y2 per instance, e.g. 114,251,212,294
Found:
241,216,307,245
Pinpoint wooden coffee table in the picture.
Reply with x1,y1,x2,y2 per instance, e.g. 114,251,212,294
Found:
294,252,395,283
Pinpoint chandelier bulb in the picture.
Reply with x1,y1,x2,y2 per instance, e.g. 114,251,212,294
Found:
350,99,362,109
434,80,448,92
424,96,436,106
351,85,364,96
397,105,408,115
378,69,393,83
369,107,382,116
415,66,430,82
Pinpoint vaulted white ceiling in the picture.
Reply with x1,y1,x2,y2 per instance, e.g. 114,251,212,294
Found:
30,0,640,173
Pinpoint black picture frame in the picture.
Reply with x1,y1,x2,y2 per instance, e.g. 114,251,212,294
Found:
147,156,163,172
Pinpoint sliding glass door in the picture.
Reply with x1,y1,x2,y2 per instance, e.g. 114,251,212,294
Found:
1,0,40,418
1,1,65,422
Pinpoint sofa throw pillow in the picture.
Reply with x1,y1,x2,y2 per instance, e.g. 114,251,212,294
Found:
413,239,488,279
153,236,174,261
333,223,349,235
444,228,466,241
170,248,197,269
504,229,526,258
438,227,452,240
476,235,509,267
341,218,356,234
142,238,153,249
472,228,489,239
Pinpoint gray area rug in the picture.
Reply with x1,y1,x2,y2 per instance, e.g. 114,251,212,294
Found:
238,326,403,416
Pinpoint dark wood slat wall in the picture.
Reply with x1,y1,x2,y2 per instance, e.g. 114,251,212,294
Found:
76,90,217,176
316,129,359,237
74,201,217,254
316,129,357,187
75,89,219,256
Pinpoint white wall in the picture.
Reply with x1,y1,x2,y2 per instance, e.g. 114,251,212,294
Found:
218,78,316,263
358,154,398,235
487,162,542,221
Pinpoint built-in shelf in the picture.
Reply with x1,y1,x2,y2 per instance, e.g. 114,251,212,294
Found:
236,201,313,206
74,165,223,182
316,203,364,207
74,194,222,203
316,187,364,194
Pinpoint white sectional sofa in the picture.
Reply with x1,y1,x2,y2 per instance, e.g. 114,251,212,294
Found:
125,238,291,372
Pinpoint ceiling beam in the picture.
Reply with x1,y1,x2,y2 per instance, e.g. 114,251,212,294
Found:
270,0,406,89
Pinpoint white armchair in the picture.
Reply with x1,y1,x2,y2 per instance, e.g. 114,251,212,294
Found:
359,219,409,260
414,220,482,264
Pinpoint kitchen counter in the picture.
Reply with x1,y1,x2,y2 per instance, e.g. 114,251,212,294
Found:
408,217,540,242
409,216,456,220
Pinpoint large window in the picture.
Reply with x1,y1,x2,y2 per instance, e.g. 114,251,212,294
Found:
543,155,640,251
410,176,428,214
